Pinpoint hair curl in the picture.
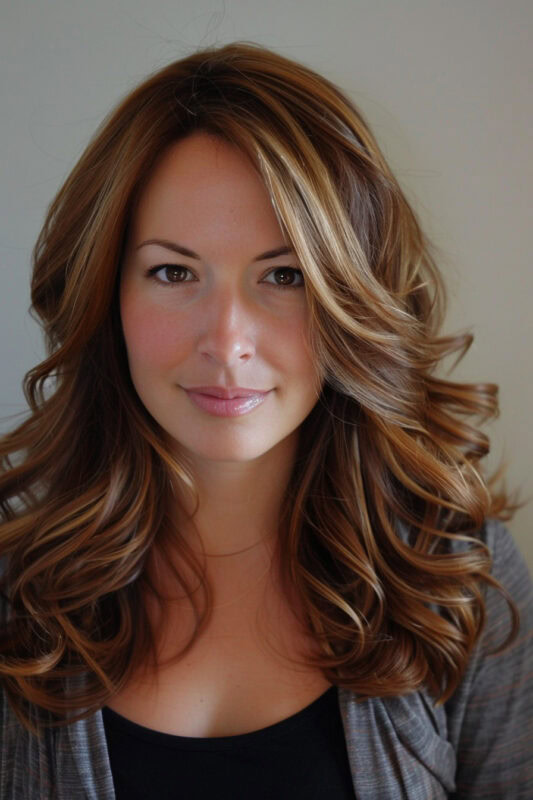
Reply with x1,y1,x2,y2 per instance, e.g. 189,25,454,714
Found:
0,41,523,732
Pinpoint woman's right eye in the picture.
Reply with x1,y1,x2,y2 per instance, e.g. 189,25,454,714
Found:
146,264,196,285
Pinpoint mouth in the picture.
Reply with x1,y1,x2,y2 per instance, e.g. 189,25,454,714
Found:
183,386,270,399
183,388,271,418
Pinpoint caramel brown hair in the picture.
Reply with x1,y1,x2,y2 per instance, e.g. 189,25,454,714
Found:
0,41,523,731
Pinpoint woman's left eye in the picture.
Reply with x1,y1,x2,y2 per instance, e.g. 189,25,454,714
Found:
262,267,305,290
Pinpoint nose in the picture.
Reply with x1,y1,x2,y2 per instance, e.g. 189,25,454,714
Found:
196,286,256,367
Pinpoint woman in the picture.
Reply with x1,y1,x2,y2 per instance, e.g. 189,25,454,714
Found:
0,41,531,799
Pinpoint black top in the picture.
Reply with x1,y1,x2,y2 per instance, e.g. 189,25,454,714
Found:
102,685,356,799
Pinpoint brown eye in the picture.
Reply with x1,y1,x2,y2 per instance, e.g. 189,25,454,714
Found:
263,267,304,289
148,264,195,284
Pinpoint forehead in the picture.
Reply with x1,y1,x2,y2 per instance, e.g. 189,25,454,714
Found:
129,133,285,248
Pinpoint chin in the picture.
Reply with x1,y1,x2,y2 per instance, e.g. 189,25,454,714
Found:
171,438,256,459
170,433,290,465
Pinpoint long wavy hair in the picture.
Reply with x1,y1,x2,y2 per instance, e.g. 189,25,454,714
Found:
0,41,523,732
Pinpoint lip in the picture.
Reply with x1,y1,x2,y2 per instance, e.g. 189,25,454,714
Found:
183,386,269,399
184,388,271,417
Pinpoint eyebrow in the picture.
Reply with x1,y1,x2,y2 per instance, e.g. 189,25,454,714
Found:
135,239,293,262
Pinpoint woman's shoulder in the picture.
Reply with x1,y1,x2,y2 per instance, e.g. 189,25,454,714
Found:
471,515,527,559
444,517,533,796
458,516,530,604
402,515,531,590
436,516,531,659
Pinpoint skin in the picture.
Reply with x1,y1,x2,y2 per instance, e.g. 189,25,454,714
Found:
120,132,323,581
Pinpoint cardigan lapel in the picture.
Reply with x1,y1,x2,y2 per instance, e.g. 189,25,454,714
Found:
337,687,456,798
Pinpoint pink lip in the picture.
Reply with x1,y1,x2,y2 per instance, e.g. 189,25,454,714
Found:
184,389,270,417
184,386,269,399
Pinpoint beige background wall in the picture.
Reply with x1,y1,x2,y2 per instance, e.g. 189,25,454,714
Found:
1,0,531,567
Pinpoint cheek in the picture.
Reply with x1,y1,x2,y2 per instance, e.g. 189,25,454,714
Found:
282,314,315,372
268,314,320,395
120,294,190,370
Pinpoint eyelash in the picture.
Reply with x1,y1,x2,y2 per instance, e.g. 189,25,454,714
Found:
146,264,305,291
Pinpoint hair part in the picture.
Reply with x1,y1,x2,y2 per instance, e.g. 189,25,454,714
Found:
0,40,523,731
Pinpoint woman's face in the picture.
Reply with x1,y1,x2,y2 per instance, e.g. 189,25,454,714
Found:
120,132,323,465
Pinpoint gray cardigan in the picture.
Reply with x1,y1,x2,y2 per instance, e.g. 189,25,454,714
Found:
1,518,532,798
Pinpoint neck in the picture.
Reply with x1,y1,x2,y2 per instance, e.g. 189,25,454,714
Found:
171,429,298,557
